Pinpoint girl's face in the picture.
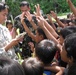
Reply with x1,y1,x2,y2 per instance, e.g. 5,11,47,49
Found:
0,9,7,24
7,24,13,30
60,44,69,63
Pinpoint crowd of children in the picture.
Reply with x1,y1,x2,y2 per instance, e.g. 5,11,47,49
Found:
0,0,76,75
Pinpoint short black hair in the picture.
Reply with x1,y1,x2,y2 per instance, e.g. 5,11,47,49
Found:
0,2,8,12
64,33,76,60
6,20,12,27
36,27,47,39
59,26,76,39
22,57,44,75
67,13,71,18
20,1,29,7
68,63,76,75
0,56,25,75
35,39,57,64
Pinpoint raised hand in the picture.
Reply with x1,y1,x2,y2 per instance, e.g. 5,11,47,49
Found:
47,14,52,22
34,4,42,17
66,0,76,17
37,16,45,28
25,11,32,22
20,12,25,23
15,32,26,42
47,14,56,30
50,11,57,20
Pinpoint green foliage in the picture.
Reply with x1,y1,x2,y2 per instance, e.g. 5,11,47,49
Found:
6,0,21,18
6,0,76,18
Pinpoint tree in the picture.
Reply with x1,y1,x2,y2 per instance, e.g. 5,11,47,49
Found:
5,0,76,18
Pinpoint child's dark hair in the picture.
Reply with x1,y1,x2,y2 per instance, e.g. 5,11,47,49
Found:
36,27,47,39
0,56,25,75
64,33,76,60
67,13,71,18
6,20,13,27
35,39,57,64
59,26,76,39
22,57,44,75
68,63,76,75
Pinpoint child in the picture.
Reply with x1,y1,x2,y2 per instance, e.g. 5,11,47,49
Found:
35,39,64,75
6,20,17,39
0,56,25,75
22,57,44,75
61,33,76,75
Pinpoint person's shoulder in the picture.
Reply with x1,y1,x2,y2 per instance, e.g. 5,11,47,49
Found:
14,14,21,20
0,24,7,29
63,68,68,75
0,25,9,32
28,13,35,18
3,25,9,31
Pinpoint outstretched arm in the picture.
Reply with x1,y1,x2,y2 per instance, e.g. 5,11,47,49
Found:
67,0,76,17
44,65,65,75
35,4,58,39
4,34,24,51
43,17,59,39
51,11,65,28
20,12,36,42
47,14,56,30
25,11,38,30
37,16,59,44
11,27,18,39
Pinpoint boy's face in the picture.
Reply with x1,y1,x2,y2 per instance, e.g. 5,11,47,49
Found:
0,9,7,24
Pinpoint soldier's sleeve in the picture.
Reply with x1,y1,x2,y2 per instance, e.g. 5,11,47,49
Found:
32,15,38,25
14,16,21,29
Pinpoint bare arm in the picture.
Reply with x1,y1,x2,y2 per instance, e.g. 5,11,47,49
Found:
4,39,19,51
4,34,24,51
25,11,38,30
37,16,59,44
35,4,59,39
43,18,59,39
30,20,38,30
47,14,56,30
44,65,65,75
22,21,36,41
42,25,59,44
51,11,65,28
67,0,76,17
20,12,36,42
